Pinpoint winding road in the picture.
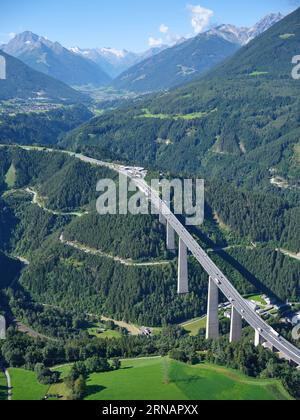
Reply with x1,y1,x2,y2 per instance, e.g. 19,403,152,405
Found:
59,233,171,267
4,144,300,366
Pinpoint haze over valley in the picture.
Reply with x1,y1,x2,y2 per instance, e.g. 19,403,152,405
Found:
0,1,299,403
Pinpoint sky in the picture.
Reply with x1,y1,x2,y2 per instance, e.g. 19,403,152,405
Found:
1,0,299,52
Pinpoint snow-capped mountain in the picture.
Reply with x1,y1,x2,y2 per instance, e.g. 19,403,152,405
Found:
112,12,285,93
69,47,139,77
247,13,285,42
69,45,167,77
1,31,111,87
209,13,285,45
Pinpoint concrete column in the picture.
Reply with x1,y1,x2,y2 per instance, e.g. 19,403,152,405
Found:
229,306,242,343
254,329,266,347
178,239,189,295
206,277,219,340
167,222,176,252
159,213,167,225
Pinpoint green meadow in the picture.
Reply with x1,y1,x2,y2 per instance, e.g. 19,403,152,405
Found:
5,163,17,188
8,358,293,401
137,108,216,121
84,358,292,401
181,317,207,336
8,368,48,401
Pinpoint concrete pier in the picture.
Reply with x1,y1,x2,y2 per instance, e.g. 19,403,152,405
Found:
206,277,219,340
159,213,167,225
254,329,266,347
178,239,189,295
167,222,176,252
229,307,242,343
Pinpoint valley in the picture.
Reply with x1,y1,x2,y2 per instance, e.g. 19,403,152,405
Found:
0,4,300,402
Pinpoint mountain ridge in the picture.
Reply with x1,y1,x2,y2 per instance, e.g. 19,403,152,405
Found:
0,49,87,102
69,45,168,78
1,31,111,87
62,7,300,190
112,13,285,92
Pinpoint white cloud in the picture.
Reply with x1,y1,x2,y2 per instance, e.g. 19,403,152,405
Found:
187,4,214,34
148,37,163,47
8,32,16,40
159,24,169,34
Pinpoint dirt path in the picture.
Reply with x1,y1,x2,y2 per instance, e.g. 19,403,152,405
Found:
101,316,141,336
25,188,88,217
16,321,57,342
277,248,300,262
208,244,256,253
59,233,171,267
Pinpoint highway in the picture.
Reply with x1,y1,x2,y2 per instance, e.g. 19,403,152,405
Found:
13,145,300,366
131,177,300,367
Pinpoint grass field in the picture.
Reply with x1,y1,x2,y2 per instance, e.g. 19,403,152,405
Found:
249,71,269,77
181,317,207,336
83,358,292,401
87,322,122,339
5,163,16,188
245,294,267,306
8,368,48,401
0,371,7,401
8,358,293,401
138,108,216,121
279,33,295,40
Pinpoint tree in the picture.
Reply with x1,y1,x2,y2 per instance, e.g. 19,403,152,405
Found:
111,358,121,370
71,375,86,400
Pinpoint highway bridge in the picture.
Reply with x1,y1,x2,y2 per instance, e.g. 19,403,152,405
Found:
14,145,300,367
129,170,300,367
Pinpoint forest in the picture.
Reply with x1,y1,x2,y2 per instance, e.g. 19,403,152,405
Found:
0,104,92,146
0,147,298,331
1,324,299,400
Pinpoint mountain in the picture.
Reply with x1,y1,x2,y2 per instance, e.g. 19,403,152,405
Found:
112,34,240,93
0,50,87,102
69,45,168,78
112,13,284,93
247,13,285,42
210,13,284,45
1,32,111,87
63,7,300,189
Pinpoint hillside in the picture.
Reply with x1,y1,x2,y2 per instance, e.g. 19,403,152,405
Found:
1,32,111,87
0,104,93,146
64,7,300,189
113,33,239,92
0,50,87,103
112,13,283,93
70,45,167,78
0,146,299,328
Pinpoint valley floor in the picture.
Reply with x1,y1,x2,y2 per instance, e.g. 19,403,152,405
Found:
7,358,293,401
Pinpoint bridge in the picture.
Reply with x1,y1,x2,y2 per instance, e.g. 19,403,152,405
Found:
14,146,300,367
130,174,300,367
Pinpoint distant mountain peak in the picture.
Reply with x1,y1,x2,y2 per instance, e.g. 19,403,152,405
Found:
1,32,111,87
208,12,285,46
98,47,128,59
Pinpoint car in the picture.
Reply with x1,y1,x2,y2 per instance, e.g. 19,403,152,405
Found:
271,328,280,337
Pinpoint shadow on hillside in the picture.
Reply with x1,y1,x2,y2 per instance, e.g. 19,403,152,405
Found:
185,211,282,303
0,385,7,400
85,385,106,398
214,249,281,302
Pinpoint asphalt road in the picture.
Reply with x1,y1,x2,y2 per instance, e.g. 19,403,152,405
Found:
14,145,300,367
132,177,300,367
